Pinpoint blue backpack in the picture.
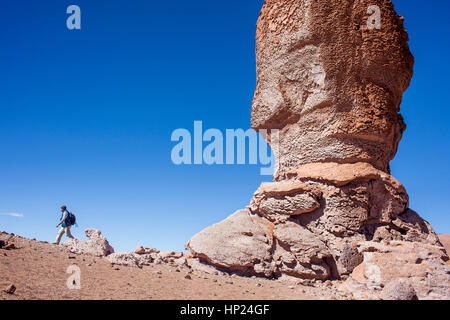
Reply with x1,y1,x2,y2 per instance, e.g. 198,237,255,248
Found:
66,211,76,226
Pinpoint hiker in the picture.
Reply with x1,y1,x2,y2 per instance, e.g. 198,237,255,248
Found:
53,205,75,245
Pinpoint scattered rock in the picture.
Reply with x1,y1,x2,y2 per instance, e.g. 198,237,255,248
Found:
344,241,450,300
4,284,16,294
134,246,146,254
380,279,418,301
3,243,16,250
64,229,114,257
339,244,364,274
108,252,139,267
0,240,4,248
185,274,192,280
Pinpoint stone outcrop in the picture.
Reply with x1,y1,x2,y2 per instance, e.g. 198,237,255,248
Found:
188,163,446,283
134,246,160,255
341,241,450,300
186,0,449,299
108,248,188,268
64,229,114,257
252,0,413,178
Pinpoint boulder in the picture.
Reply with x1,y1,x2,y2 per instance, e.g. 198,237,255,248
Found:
3,284,16,294
187,209,274,277
64,229,114,257
380,279,418,300
108,252,139,267
135,246,160,255
343,241,450,300
108,251,162,267
272,221,332,280
134,246,146,254
339,244,364,274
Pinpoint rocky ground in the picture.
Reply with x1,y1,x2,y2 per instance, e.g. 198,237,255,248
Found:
0,231,350,300
1,231,448,300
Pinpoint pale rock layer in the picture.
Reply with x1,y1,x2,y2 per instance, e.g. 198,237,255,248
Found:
64,229,114,257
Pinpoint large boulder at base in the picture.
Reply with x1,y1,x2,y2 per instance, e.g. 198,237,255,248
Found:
188,163,443,283
64,229,114,257
187,209,274,277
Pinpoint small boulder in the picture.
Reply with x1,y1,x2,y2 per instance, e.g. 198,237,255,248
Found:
381,279,418,300
4,284,16,294
64,229,114,257
108,252,139,267
173,256,188,267
339,244,364,274
3,243,16,250
134,246,146,254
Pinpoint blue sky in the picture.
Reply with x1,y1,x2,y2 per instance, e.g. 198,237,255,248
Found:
0,1,448,252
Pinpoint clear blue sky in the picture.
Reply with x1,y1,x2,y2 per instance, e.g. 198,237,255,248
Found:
0,1,448,252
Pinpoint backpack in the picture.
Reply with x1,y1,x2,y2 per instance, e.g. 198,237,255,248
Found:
66,211,76,226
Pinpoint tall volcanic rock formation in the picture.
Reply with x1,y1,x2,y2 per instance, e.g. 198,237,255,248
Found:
187,0,449,299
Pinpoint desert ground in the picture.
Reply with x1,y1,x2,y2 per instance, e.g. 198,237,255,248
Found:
0,232,330,300
1,231,449,300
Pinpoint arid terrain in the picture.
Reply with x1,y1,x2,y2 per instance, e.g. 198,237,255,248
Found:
0,232,343,300
1,232,449,300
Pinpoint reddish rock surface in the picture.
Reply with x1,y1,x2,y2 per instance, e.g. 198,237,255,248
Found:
186,0,449,300
252,0,413,177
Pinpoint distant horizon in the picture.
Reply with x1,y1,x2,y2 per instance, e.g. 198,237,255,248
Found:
1,0,449,252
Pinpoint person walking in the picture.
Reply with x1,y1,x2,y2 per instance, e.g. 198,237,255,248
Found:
53,205,75,245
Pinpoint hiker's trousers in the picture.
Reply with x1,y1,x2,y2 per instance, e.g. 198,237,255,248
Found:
55,226,74,244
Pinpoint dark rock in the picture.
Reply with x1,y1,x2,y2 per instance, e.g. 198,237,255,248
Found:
339,244,364,273
4,284,16,294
